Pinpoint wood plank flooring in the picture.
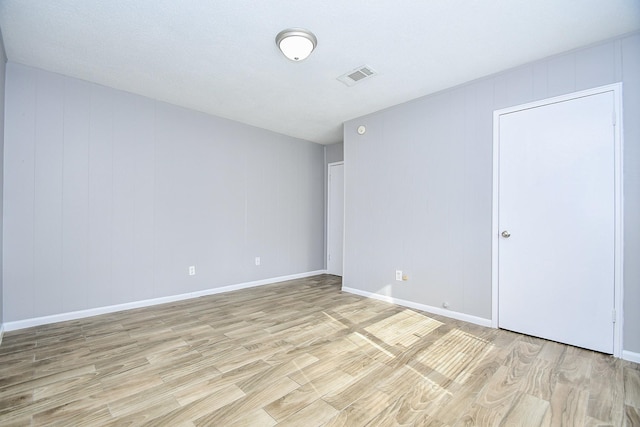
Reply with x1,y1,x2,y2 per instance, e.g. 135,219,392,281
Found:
0,274,638,426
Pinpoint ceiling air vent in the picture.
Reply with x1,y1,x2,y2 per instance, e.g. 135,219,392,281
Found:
337,65,377,87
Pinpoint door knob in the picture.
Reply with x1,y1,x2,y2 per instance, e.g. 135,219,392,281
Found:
501,230,511,238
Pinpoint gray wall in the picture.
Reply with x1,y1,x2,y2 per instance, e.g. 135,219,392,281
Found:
344,32,640,353
0,30,6,328
3,63,325,322
325,142,344,165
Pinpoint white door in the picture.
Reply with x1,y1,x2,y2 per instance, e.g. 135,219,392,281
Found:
496,88,620,354
327,162,344,276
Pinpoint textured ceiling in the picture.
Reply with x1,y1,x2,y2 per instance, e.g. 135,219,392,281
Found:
1,0,639,145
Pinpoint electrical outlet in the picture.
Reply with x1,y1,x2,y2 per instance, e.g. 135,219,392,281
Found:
188,266,196,276
395,270,402,281
255,257,261,266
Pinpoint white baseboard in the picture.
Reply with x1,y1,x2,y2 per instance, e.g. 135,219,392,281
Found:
623,350,640,364
3,270,327,332
0,324,4,346
341,286,492,328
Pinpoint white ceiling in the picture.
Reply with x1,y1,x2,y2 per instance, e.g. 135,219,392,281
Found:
1,1,639,145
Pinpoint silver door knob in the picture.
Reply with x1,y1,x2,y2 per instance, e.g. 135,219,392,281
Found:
501,230,511,238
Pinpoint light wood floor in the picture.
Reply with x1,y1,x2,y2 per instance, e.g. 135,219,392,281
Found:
0,275,638,426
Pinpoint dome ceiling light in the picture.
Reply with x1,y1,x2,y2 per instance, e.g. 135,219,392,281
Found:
275,28,317,61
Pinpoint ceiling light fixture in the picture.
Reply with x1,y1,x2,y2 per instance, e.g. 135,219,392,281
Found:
275,28,317,61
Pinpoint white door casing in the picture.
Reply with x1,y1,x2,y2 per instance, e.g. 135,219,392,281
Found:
492,84,623,356
327,162,344,276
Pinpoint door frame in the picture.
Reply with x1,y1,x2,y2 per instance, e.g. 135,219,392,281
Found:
491,83,624,357
327,161,344,275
